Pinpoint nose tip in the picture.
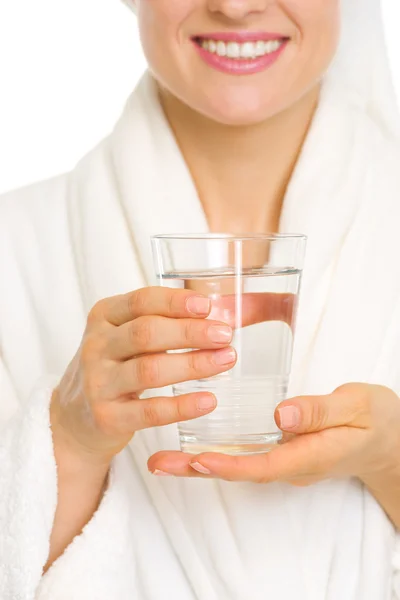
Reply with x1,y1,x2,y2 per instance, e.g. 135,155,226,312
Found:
208,0,268,20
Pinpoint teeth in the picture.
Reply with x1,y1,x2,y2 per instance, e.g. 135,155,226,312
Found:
226,42,240,58
255,41,265,57
201,39,283,59
240,42,255,59
216,41,226,57
265,41,273,54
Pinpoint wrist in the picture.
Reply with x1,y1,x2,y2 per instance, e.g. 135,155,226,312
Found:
360,463,400,530
358,436,400,490
50,388,112,478
360,461,400,490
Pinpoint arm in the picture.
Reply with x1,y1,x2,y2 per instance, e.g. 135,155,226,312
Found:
0,287,232,591
45,391,110,571
363,467,400,530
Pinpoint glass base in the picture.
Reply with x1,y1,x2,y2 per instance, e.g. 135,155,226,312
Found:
179,431,282,455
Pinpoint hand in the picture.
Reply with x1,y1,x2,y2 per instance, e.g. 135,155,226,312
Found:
51,287,237,466
51,285,296,467
148,383,400,488
47,286,297,568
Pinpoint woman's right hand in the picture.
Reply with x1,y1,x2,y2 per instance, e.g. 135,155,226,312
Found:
50,287,236,466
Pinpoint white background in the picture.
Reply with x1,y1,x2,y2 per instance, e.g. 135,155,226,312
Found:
0,0,399,194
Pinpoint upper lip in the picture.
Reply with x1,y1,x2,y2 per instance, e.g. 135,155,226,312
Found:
192,31,289,43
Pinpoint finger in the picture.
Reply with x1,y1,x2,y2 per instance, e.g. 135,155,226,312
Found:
148,451,211,478
210,293,296,329
178,435,329,483
275,386,373,435
90,287,212,327
148,446,296,481
110,393,217,433
111,347,237,396
108,316,232,360
149,424,367,482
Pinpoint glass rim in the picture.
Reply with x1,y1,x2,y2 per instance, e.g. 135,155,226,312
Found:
151,232,307,242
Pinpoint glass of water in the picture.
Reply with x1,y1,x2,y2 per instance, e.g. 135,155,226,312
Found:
151,233,307,455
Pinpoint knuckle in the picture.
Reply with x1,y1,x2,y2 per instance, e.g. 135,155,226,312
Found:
186,351,204,377
87,300,107,325
173,397,188,422
131,317,155,351
166,288,179,315
91,402,119,436
140,401,162,427
255,455,274,484
128,288,148,316
81,334,103,363
92,402,111,431
351,389,373,424
309,398,328,430
135,356,160,388
336,383,372,421
222,456,243,482
82,361,114,402
182,320,199,346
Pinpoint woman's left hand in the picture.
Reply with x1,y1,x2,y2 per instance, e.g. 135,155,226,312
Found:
148,383,400,490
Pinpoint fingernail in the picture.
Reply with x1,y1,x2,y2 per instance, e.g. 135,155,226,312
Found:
190,462,211,475
197,394,217,412
208,325,232,344
186,296,211,316
278,406,301,430
152,469,171,476
213,347,236,366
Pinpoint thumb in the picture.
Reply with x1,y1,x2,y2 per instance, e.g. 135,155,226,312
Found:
275,388,370,434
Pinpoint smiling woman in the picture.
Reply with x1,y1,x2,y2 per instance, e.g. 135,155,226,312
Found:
136,0,339,125
0,1,398,191
0,1,400,600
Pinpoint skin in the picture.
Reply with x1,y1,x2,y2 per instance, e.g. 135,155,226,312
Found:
148,384,400,530
47,0,400,571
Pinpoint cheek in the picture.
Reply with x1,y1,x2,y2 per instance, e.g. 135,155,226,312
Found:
137,0,194,33
283,0,340,85
287,0,340,54
137,0,194,76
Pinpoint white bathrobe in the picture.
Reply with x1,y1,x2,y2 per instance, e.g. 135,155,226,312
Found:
1,0,400,598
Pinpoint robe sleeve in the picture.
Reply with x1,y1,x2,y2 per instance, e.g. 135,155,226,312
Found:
0,356,136,600
0,356,58,600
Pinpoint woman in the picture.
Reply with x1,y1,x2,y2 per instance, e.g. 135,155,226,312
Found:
0,0,399,598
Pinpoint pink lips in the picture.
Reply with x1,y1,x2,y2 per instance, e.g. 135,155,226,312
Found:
196,31,287,43
192,32,289,76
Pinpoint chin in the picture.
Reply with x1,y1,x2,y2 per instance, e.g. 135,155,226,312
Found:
195,91,280,127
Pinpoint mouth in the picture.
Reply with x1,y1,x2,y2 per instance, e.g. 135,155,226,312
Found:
193,34,288,60
191,32,289,75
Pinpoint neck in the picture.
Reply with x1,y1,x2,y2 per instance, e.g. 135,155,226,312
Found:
159,85,319,234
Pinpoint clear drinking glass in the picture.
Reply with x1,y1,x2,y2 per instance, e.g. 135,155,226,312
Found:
151,233,307,455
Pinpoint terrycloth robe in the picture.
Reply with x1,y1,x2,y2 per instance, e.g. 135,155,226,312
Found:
1,0,400,598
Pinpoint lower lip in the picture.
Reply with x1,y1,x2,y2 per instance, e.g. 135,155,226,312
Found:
193,40,288,76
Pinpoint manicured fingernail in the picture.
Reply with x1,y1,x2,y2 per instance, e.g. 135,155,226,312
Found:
152,469,171,476
186,296,211,315
190,462,211,475
278,406,301,430
197,394,217,412
213,347,236,366
208,325,232,343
